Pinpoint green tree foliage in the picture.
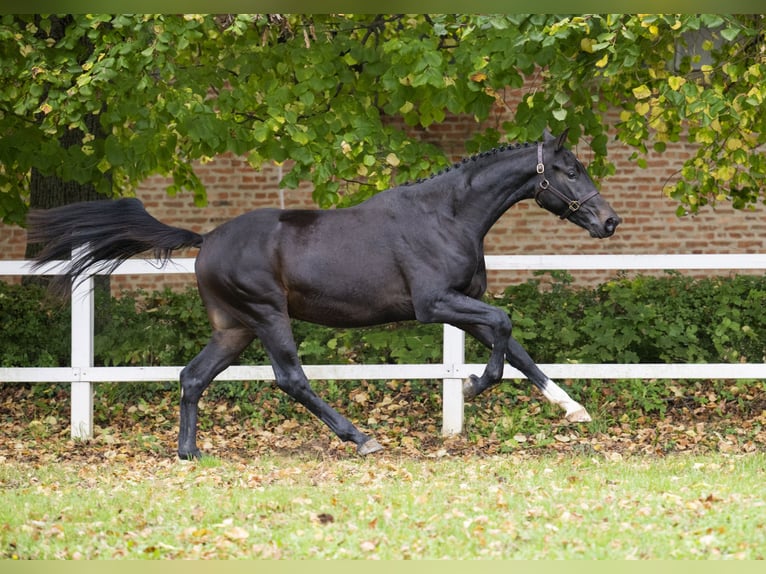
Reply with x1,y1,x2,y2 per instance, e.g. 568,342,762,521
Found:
542,14,766,215
1,14,764,224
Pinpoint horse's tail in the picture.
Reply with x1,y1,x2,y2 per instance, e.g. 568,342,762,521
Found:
27,197,204,294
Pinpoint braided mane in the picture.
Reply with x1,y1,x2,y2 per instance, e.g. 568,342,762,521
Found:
406,141,534,185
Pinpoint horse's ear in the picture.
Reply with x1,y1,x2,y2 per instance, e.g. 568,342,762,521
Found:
555,128,570,151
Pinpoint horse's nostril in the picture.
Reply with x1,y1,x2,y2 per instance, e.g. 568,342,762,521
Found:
605,217,619,234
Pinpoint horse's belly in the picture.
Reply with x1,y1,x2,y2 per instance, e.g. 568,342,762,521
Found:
287,283,415,328
276,218,417,326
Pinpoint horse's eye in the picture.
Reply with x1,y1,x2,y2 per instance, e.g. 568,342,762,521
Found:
568,170,577,179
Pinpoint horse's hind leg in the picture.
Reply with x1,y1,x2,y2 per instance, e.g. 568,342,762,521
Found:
255,316,383,455
178,327,254,459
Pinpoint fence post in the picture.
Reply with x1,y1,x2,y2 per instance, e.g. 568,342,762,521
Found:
70,247,94,439
441,324,465,435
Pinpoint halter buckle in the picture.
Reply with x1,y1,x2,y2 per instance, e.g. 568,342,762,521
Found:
568,200,581,212
536,163,545,174
538,178,549,190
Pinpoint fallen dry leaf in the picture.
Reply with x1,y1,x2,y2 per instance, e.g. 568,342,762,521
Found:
1,378,765,463
224,526,250,541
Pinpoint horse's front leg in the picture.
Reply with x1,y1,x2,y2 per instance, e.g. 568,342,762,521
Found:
416,292,511,390
459,325,591,423
504,337,591,422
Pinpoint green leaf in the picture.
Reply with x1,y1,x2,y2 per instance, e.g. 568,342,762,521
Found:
104,136,124,166
1,12,765,221
720,27,740,42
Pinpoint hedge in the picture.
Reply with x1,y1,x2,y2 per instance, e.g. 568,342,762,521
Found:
1,271,764,372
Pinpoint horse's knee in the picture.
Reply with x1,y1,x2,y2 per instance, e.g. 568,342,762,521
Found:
180,368,207,403
473,307,512,342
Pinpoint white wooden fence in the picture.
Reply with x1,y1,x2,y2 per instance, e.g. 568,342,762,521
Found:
1,253,765,440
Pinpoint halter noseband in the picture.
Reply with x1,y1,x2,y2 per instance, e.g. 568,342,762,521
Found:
534,141,599,220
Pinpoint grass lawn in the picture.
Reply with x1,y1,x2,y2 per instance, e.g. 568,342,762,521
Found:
2,378,766,559
2,452,764,559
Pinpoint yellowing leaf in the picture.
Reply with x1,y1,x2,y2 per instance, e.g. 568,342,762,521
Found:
580,38,594,53
595,54,609,68
632,84,652,100
385,153,400,167
667,76,686,91
726,138,742,151
649,116,667,132
634,101,650,115
715,165,736,181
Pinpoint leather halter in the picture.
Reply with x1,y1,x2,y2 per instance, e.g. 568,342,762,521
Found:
534,141,599,220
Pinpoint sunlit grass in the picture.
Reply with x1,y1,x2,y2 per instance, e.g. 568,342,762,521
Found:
1,452,764,559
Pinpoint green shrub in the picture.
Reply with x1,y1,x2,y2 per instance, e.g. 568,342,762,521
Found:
94,287,220,366
494,271,766,365
2,272,765,408
0,282,69,367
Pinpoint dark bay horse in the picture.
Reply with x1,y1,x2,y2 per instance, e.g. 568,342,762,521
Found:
28,130,621,458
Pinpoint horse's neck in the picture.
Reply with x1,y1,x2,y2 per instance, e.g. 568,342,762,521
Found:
388,145,539,239
448,146,538,237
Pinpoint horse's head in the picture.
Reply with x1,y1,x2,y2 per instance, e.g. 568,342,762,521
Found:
533,130,621,238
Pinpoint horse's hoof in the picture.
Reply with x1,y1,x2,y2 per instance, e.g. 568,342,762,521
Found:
358,438,384,456
463,375,480,400
178,448,202,461
565,408,592,423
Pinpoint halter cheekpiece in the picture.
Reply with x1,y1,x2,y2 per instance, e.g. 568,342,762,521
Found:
534,141,599,220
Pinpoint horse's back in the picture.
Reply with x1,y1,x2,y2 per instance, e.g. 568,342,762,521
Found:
195,205,417,327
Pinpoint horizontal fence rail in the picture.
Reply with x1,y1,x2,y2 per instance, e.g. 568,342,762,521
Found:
1,254,765,440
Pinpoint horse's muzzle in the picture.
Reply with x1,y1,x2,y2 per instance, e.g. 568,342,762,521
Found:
603,216,621,237
588,215,621,238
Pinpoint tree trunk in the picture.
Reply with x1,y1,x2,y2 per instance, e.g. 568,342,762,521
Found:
24,119,112,295
23,15,111,293
24,122,109,258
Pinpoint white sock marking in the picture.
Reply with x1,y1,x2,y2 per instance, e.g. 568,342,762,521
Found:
541,379,585,416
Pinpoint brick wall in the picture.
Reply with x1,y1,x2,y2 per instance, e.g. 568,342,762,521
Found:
2,105,764,294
